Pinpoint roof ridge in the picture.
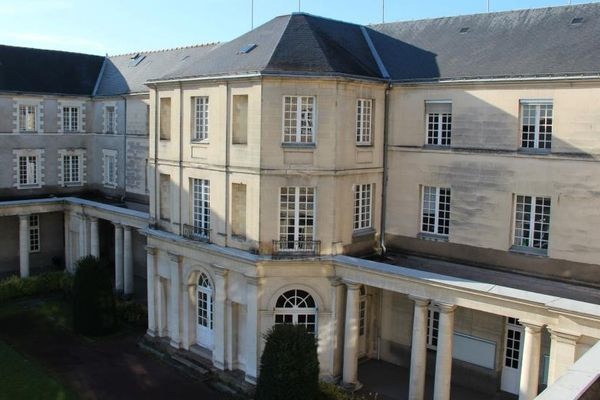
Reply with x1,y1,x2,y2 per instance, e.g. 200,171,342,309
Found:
109,42,219,58
370,2,598,27
262,14,295,71
0,43,104,58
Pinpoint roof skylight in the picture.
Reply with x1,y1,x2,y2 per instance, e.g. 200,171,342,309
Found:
239,44,257,54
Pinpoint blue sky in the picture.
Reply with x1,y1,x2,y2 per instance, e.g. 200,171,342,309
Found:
0,0,595,55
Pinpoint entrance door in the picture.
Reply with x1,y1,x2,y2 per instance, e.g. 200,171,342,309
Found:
501,318,524,394
358,286,368,356
196,273,214,349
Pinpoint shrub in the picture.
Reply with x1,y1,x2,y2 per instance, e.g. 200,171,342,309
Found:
319,382,372,400
0,271,67,303
72,256,116,336
255,324,320,400
116,300,148,327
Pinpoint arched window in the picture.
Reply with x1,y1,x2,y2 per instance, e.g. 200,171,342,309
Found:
274,289,317,335
197,273,213,329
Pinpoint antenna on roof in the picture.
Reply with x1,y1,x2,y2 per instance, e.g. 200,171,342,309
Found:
251,0,254,29
487,0,490,12
298,0,301,12
382,0,385,23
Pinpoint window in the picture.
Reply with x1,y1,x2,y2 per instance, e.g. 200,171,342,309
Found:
283,96,315,144
18,155,39,187
159,98,171,140
521,101,553,150
504,318,522,369
274,289,317,335
29,215,40,253
232,95,248,144
426,101,452,146
359,285,367,336
62,154,81,185
159,174,171,221
104,106,116,134
513,195,551,251
356,99,373,145
103,150,117,187
279,187,315,250
19,105,37,132
192,96,209,141
421,186,451,236
62,106,80,132
192,179,210,238
197,273,213,330
354,183,373,231
231,183,247,238
426,308,440,348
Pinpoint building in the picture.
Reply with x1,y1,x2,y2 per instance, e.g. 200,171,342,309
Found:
1,3,600,399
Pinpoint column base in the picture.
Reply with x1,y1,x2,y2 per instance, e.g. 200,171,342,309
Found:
169,339,182,349
244,374,257,384
213,359,226,371
341,381,363,392
146,329,157,338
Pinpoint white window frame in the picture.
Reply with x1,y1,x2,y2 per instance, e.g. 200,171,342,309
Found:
426,307,440,349
353,183,373,231
356,98,373,145
421,186,451,237
278,186,316,251
14,149,44,189
520,100,553,150
274,289,318,336
192,96,209,141
513,195,551,251
103,104,117,134
58,149,85,187
191,178,211,239
18,104,38,133
62,106,81,132
102,149,118,188
425,100,452,146
29,214,40,253
282,95,316,144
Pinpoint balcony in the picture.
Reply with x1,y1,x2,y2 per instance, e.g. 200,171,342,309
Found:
272,240,321,259
182,224,211,243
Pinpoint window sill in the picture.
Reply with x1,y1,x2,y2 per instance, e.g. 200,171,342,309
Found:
417,232,449,242
103,183,118,189
356,143,373,148
352,227,375,238
509,245,548,257
17,184,42,190
19,131,39,134
423,144,452,150
191,140,209,145
231,234,247,242
518,148,551,155
63,182,82,187
281,142,316,149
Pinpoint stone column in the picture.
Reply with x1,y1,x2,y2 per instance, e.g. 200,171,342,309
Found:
408,296,430,400
123,226,134,295
18,215,30,278
342,283,361,389
433,303,456,400
90,217,99,257
145,246,157,336
547,328,580,385
114,224,124,293
244,276,260,384
64,212,72,272
157,278,168,337
329,277,346,380
78,213,87,258
519,322,543,400
226,299,234,369
168,252,183,348
213,267,229,370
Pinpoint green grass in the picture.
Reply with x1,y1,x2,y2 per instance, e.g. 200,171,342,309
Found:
0,340,78,400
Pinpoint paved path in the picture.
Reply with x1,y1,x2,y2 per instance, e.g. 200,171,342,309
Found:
0,307,233,400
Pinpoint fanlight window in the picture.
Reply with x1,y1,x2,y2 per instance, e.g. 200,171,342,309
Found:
274,289,317,335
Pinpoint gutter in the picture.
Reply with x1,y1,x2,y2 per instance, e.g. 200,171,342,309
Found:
380,82,391,255
121,95,128,201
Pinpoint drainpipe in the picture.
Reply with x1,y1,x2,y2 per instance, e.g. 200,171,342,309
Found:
152,86,159,224
178,82,184,236
224,81,231,247
121,95,128,202
379,82,392,256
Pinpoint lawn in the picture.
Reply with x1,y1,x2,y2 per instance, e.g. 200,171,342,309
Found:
0,339,77,400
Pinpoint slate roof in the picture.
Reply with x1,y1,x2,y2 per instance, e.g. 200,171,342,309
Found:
0,45,104,95
157,3,600,83
371,3,600,82
95,44,217,96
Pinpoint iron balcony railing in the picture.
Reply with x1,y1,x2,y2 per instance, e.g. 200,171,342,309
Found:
272,240,321,259
182,224,211,243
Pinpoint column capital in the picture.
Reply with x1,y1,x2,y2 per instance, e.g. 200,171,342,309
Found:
520,320,544,333
328,276,344,287
548,327,580,344
408,295,430,307
167,252,183,264
145,246,157,255
89,216,98,223
18,214,30,221
343,281,361,291
212,264,229,278
113,222,123,229
123,225,132,232
434,302,457,313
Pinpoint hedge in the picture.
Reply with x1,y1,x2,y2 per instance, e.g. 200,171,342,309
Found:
0,271,69,303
